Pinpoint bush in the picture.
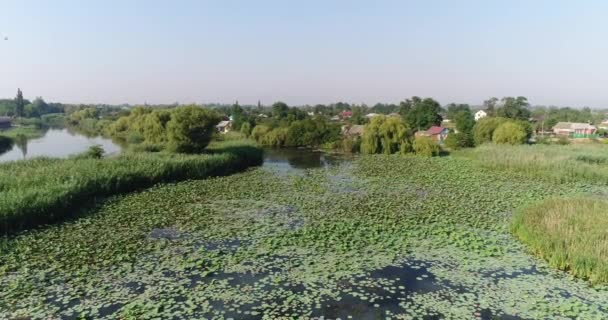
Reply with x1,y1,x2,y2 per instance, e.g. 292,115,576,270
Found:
0,140,263,234
492,122,527,145
473,117,508,145
444,132,474,150
413,136,440,157
555,136,571,145
71,145,105,160
251,125,271,143
0,136,14,154
341,136,361,153
240,122,252,138
126,132,145,144
166,106,220,153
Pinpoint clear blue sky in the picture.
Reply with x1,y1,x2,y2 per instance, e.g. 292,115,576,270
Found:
1,0,607,107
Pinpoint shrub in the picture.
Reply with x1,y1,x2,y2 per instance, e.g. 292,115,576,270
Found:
0,136,14,154
71,145,105,160
492,121,527,145
444,132,474,150
473,117,508,145
126,132,145,144
251,125,271,143
341,136,361,153
413,136,440,157
555,136,571,145
240,122,252,138
166,106,220,153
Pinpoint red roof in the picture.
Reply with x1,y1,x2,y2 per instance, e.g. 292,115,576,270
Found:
427,126,446,135
340,111,353,117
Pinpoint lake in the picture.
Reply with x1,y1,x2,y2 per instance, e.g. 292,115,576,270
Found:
0,128,122,162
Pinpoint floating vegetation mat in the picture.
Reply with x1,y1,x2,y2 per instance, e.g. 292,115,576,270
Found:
1,155,607,319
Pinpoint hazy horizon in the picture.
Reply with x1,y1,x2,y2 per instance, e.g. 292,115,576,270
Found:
2,0,608,108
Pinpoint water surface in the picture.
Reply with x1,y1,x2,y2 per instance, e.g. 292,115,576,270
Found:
0,128,122,162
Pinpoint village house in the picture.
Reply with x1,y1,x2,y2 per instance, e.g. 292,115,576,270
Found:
474,110,487,121
216,120,233,134
552,122,597,137
340,110,353,119
341,124,365,137
426,126,449,143
0,117,11,129
365,113,381,119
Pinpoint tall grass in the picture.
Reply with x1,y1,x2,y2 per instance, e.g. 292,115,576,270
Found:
511,197,608,285
457,144,608,184
0,140,263,234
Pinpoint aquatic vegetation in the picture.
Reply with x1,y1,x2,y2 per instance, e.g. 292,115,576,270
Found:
0,146,607,319
0,140,262,234
512,197,608,284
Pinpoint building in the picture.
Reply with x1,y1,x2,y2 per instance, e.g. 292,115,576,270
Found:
216,120,233,134
341,125,365,137
0,117,11,129
598,120,608,130
365,113,381,119
426,126,449,143
474,110,487,121
553,122,597,137
340,111,353,119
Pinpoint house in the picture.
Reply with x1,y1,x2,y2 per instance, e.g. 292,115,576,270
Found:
216,120,233,134
330,115,340,121
426,126,449,143
474,110,487,121
0,117,11,129
307,112,315,117
553,122,597,137
340,111,353,119
365,113,381,119
598,120,608,130
341,125,365,137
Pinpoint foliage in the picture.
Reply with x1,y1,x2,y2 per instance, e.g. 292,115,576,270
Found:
341,136,361,153
166,106,221,153
0,140,263,234
240,122,252,138
399,96,442,131
444,132,474,149
446,104,475,133
361,115,412,154
14,89,24,117
0,136,13,154
492,121,528,145
512,197,608,284
496,96,531,120
251,125,271,142
285,118,341,147
71,145,105,160
472,117,508,145
413,136,440,157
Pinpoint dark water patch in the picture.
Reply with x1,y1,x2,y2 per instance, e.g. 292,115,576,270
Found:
149,228,186,241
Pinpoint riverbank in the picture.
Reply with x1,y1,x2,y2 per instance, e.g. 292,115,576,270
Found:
0,140,263,234
1,144,607,319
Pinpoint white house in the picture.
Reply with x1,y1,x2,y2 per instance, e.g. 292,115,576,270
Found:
474,110,487,121
216,120,232,134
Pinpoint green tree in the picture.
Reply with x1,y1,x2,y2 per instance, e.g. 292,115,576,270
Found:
15,88,24,117
272,101,289,119
413,136,440,157
166,105,220,153
240,122,252,138
361,115,412,154
496,97,531,120
483,97,498,116
492,121,527,145
446,104,475,133
399,96,442,131
251,125,271,142
444,132,474,150
473,117,508,145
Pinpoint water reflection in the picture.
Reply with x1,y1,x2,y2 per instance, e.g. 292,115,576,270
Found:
263,148,352,171
0,128,122,162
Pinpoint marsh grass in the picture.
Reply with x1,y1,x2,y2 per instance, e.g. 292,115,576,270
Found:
458,144,608,184
511,197,608,284
0,140,262,234
0,125,46,140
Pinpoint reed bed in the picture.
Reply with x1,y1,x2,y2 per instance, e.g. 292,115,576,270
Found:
0,140,262,234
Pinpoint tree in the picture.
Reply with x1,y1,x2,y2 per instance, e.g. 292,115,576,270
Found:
251,125,271,142
483,97,498,116
166,105,220,153
399,96,442,131
446,104,475,133
413,136,440,157
15,88,24,117
272,101,289,119
444,132,474,149
240,122,252,138
473,117,508,145
492,121,527,145
496,96,531,120
361,116,412,154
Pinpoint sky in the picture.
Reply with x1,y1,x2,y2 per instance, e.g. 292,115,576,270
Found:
1,0,607,107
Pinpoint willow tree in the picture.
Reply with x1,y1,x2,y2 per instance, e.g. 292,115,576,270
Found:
361,115,412,154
